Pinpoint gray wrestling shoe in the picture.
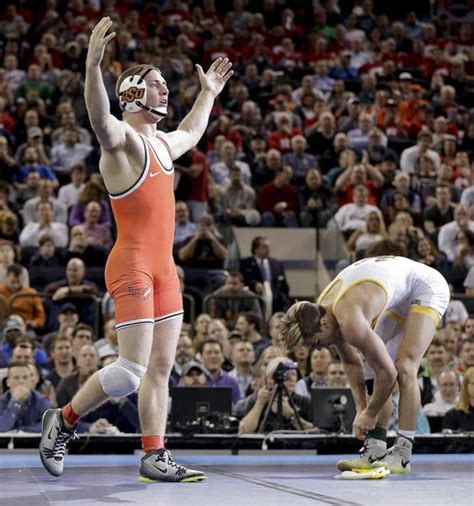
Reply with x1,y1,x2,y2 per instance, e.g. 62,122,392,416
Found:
39,408,78,477
374,437,412,474
139,448,207,483
337,438,387,471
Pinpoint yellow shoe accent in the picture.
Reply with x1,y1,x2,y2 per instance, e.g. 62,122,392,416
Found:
138,474,207,483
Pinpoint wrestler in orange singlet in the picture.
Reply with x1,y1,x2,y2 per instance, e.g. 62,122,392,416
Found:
39,16,233,483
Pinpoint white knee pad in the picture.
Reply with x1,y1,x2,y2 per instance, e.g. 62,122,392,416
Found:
98,356,147,397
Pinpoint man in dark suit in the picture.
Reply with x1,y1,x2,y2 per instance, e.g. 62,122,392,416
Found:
239,236,290,313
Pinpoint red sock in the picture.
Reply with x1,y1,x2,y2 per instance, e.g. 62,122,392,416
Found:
62,402,80,427
141,435,165,453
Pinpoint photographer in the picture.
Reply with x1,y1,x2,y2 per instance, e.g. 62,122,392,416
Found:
237,357,314,433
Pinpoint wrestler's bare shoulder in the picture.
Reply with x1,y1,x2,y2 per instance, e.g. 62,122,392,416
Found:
98,122,147,195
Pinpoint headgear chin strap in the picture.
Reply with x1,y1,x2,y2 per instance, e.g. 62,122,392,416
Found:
118,68,167,118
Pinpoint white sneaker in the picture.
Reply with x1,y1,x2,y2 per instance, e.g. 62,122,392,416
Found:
375,437,412,474
337,438,387,471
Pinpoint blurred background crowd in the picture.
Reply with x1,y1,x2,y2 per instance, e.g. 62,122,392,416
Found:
0,0,473,436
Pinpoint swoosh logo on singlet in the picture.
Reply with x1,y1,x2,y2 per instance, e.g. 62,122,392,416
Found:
149,171,161,178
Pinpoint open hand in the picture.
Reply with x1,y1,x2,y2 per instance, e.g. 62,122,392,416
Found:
196,57,233,97
86,17,116,67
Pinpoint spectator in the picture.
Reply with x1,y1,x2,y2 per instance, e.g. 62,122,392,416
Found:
51,110,91,146
63,225,107,267
258,165,298,227
419,339,449,406
240,236,290,313
423,369,460,417
453,230,474,270
68,180,112,227
414,236,447,270
399,84,428,137
423,184,455,238
298,168,335,228
380,172,422,218
57,164,86,208
179,361,207,387
77,201,113,252
220,166,260,226
19,200,68,248
191,313,211,353
442,367,474,432
334,158,384,206
0,264,46,331
176,214,228,270
70,323,94,361
16,170,41,206
237,357,314,433
15,126,51,167
326,361,349,388
51,128,93,178
400,130,441,174
56,343,99,407
0,241,29,285
0,135,17,181
22,179,67,224
171,333,196,385
201,340,241,405
346,210,386,258
45,336,75,391
15,146,58,187
174,201,196,245
44,258,100,324
94,318,118,359
0,317,48,369
209,271,262,323
234,312,271,357
458,338,474,374
294,347,334,398
282,135,318,186
348,113,387,153
267,113,302,155
15,63,52,101
333,185,381,235
229,340,255,398
210,140,252,190
0,361,51,432
29,235,64,268
438,205,474,262
0,210,21,245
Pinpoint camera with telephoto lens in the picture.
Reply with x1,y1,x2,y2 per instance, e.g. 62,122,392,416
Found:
273,361,299,383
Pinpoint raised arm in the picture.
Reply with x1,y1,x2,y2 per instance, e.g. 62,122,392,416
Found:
163,58,233,160
85,17,126,151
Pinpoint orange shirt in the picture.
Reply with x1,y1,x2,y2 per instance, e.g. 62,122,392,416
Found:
0,285,46,329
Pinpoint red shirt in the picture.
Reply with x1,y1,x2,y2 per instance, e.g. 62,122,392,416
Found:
258,182,298,213
188,149,209,202
267,128,302,154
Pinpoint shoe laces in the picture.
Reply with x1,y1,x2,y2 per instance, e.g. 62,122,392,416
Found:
156,450,187,476
53,428,78,459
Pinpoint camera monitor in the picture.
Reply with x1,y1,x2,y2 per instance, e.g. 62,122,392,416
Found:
311,387,356,433
170,387,233,431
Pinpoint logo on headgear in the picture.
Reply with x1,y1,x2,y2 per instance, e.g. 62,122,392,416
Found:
121,87,145,104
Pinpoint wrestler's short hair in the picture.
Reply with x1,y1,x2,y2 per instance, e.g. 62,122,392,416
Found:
115,64,160,100
279,301,325,351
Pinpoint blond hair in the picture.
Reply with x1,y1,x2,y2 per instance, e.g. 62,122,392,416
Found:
279,301,323,351
457,367,474,414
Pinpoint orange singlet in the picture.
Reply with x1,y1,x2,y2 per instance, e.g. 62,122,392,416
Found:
104,134,183,331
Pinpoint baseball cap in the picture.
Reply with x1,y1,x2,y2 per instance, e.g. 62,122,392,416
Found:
348,97,360,106
182,361,206,376
27,127,43,139
399,72,413,81
59,302,78,314
3,319,22,334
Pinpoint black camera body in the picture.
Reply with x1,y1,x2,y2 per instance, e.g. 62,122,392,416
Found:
272,361,299,383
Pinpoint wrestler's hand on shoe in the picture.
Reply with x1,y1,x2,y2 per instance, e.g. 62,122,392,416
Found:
353,409,377,440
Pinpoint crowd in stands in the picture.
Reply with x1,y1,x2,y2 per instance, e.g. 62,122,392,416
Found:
0,0,473,436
